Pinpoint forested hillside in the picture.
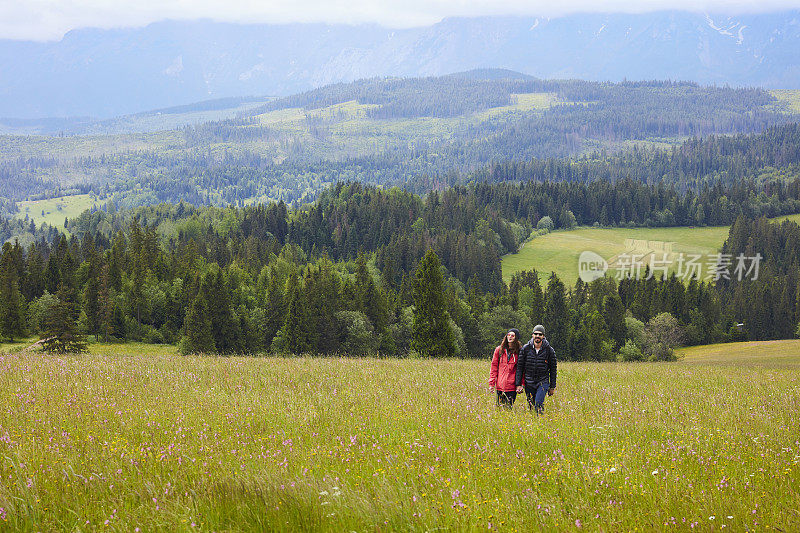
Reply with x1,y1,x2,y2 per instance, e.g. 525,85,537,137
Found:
1,73,797,208
2,178,799,359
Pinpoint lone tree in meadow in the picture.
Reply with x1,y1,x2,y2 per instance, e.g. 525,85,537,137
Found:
411,249,456,357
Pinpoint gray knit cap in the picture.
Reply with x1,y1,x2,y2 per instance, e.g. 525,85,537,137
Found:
532,324,545,335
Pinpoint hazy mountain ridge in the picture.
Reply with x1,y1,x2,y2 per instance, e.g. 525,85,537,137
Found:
1,11,800,118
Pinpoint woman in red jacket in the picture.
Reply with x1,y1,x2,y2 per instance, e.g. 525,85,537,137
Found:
488,328,521,409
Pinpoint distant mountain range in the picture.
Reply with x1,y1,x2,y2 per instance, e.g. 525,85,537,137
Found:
1,11,800,119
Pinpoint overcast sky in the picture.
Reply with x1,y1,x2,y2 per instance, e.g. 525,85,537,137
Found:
2,0,800,41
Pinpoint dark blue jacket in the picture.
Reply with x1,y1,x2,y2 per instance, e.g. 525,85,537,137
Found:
515,337,557,389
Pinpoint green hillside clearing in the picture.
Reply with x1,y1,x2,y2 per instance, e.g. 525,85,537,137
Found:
503,213,800,284
502,224,730,284
14,194,102,229
770,89,800,114
676,339,800,366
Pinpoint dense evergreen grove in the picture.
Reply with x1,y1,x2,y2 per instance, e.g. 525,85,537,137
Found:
717,216,800,341
1,180,799,358
465,123,800,192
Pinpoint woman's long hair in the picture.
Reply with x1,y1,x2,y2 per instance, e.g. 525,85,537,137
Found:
500,333,521,355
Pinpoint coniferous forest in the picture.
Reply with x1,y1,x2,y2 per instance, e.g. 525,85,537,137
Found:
2,178,799,360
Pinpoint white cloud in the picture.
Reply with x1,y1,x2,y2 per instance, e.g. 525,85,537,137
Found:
1,0,799,41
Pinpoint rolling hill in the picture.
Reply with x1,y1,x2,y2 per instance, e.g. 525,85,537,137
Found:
1,73,797,210
2,11,800,118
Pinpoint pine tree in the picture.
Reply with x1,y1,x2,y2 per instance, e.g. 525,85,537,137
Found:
603,292,627,350
181,295,215,354
200,269,241,354
0,242,26,342
543,272,570,358
411,249,456,357
83,243,102,340
281,274,314,354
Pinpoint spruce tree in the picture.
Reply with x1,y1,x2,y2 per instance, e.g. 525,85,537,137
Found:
200,270,241,354
84,245,102,339
543,272,570,357
98,264,114,341
603,292,627,350
411,249,456,357
0,243,26,342
262,267,286,349
181,295,215,354
308,259,340,353
281,274,314,354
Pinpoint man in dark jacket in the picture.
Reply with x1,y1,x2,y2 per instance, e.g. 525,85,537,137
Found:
515,324,557,415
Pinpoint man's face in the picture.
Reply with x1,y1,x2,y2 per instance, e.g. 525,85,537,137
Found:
533,332,543,345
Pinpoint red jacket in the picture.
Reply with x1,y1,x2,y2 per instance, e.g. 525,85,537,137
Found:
489,346,520,392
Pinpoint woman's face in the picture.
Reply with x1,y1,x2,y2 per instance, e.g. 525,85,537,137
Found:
507,331,516,343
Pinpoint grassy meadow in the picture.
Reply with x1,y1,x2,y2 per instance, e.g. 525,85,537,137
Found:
770,89,800,114
502,213,800,284
502,225,730,284
14,194,102,230
676,339,800,366
0,344,798,531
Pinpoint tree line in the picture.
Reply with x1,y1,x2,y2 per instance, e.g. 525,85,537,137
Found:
1,180,799,358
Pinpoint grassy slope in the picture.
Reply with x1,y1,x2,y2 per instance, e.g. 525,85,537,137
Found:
0,336,37,353
773,212,800,224
0,92,560,166
0,352,796,531
0,131,183,163
0,338,179,356
676,339,800,366
502,213,800,284
14,194,101,229
502,225,730,284
81,101,270,135
770,89,800,114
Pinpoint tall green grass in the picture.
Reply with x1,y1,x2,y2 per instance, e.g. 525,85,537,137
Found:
677,339,800,366
0,351,797,531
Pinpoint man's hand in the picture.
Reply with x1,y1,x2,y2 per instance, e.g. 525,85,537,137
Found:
547,387,556,396
516,385,524,393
